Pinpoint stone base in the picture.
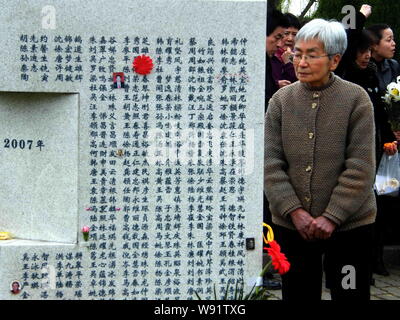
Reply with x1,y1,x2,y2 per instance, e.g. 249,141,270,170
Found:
0,239,76,247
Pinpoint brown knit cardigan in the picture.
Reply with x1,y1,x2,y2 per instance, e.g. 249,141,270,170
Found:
264,73,377,232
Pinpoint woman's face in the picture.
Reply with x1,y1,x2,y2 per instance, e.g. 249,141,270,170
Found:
283,27,298,50
293,39,341,87
355,48,371,69
266,26,285,57
373,28,396,60
11,282,20,292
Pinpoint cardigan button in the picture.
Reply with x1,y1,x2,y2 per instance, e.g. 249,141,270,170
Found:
305,166,312,172
305,196,311,202
313,93,319,98
311,102,317,109
308,132,314,139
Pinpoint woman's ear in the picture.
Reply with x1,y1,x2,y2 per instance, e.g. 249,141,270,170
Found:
371,43,379,53
329,54,342,71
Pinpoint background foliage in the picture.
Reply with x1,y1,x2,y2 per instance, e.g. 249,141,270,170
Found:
269,0,400,61
312,0,400,61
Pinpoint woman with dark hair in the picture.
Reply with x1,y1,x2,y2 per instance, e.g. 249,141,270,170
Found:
337,5,397,162
368,23,400,142
266,7,289,105
282,13,301,50
337,5,398,277
367,23,400,93
10,281,21,294
271,13,300,89
342,29,396,159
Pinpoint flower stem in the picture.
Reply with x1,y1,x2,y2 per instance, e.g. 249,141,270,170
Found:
255,260,272,295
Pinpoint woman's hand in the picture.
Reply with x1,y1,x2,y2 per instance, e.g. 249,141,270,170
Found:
290,208,315,241
281,47,293,64
308,216,337,240
278,80,291,88
360,4,372,19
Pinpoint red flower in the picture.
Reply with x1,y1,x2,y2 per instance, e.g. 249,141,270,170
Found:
264,240,290,275
133,55,154,75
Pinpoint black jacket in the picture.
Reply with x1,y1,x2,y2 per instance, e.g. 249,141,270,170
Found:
370,57,400,93
336,11,395,165
341,62,396,164
265,54,279,112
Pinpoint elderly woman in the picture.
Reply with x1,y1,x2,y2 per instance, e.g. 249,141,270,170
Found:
264,18,377,300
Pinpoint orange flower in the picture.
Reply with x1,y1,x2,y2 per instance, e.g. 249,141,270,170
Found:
384,142,397,153
264,240,290,275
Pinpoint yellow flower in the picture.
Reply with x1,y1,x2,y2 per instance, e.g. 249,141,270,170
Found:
263,222,274,244
386,81,400,101
390,88,399,96
0,232,12,240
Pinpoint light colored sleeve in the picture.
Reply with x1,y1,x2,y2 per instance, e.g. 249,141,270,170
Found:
264,95,303,219
322,90,376,225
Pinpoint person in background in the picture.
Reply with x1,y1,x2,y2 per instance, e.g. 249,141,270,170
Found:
264,5,289,290
367,23,400,143
368,22,400,139
367,23,400,93
336,4,398,278
283,13,300,50
265,18,376,300
265,6,290,107
271,13,300,89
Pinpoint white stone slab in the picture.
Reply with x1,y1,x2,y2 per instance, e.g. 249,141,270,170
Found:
0,92,79,243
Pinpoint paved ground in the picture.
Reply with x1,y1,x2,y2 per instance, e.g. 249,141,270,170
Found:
370,265,400,300
265,256,400,300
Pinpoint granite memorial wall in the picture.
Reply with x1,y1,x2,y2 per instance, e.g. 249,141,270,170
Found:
0,0,266,299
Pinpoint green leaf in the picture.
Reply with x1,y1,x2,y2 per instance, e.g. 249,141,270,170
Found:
238,280,244,300
194,290,202,300
234,280,239,300
243,282,256,300
213,283,217,300
223,280,231,300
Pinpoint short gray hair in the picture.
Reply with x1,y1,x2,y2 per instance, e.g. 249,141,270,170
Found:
295,18,347,56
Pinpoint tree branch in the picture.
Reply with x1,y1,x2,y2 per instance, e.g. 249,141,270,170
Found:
300,0,318,18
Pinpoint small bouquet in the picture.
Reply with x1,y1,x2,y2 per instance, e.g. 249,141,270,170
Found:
383,76,400,131
81,226,90,241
